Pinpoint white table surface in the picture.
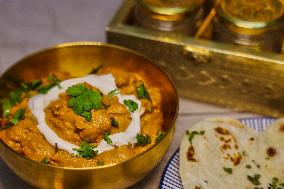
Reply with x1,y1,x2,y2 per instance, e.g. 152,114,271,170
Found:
0,0,257,188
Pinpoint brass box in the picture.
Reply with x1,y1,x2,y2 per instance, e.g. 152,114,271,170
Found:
107,0,284,117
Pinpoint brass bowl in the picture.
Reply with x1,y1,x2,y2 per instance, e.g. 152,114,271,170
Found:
0,42,179,189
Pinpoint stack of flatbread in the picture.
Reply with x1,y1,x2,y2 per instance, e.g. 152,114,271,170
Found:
180,118,284,189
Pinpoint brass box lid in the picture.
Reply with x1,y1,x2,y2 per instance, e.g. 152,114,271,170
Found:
107,0,284,117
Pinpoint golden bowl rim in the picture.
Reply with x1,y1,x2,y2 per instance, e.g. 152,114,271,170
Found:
0,41,179,171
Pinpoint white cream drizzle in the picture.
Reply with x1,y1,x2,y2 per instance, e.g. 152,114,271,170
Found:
28,74,143,155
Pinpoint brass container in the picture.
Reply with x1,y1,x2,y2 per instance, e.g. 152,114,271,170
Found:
0,42,179,189
214,0,284,52
133,0,204,34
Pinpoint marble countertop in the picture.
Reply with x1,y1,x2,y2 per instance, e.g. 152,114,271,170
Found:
0,0,256,188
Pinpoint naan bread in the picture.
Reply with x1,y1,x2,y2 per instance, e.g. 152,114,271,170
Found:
180,118,284,189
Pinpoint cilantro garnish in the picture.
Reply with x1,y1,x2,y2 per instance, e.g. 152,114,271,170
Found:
10,108,25,125
155,130,166,143
1,75,59,118
136,83,150,99
246,165,252,169
67,84,103,121
21,79,42,91
103,132,112,144
37,75,61,94
111,117,119,127
186,130,205,145
123,99,138,113
9,89,23,105
73,140,98,159
247,174,261,185
41,157,49,165
1,108,25,130
136,133,151,146
1,99,11,117
223,167,233,174
108,89,119,99
268,177,284,189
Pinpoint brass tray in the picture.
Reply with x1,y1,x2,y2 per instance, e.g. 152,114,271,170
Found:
107,0,284,117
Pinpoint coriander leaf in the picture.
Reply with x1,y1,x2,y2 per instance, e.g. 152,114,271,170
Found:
30,79,42,90
111,117,119,127
73,140,98,159
268,177,284,189
37,75,61,94
108,89,119,99
186,130,205,145
123,99,138,113
66,84,87,97
136,83,150,99
37,83,55,94
246,165,252,169
80,111,92,121
223,167,233,174
247,174,261,185
155,130,166,143
136,133,151,146
9,89,23,105
88,91,103,109
103,132,112,144
21,80,42,91
67,85,103,121
10,108,25,125
1,99,11,117
41,157,49,164
48,75,61,88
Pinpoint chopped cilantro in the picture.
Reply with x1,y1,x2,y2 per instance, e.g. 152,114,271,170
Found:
246,165,252,169
37,84,55,94
186,130,205,145
155,130,166,143
66,84,87,96
38,74,61,94
136,133,151,146
268,177,284,189
10,108,25,125
9,89,23,105
1,99,11,117
111,117,119,127
67,84,103,121
223,167,233,174
108,89,119,99
21,80,42,91
41,157,49,164
123,99,138,113
247,174,261,185
73,140,98,159
136,83,150,99
103,132,112,144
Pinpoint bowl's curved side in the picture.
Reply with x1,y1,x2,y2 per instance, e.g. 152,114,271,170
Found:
0,124,175,189
0,42,179,189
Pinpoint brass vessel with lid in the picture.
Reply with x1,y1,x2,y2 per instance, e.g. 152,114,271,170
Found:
133,0,204,34
214,0,284,52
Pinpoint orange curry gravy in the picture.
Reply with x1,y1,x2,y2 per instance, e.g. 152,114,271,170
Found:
0,68,164,167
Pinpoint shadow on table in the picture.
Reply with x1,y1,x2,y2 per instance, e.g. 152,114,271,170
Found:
0,159,32,189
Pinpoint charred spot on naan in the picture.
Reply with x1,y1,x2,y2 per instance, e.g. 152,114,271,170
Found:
214,127,242,166
266,147,277,157
187,145,197,162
